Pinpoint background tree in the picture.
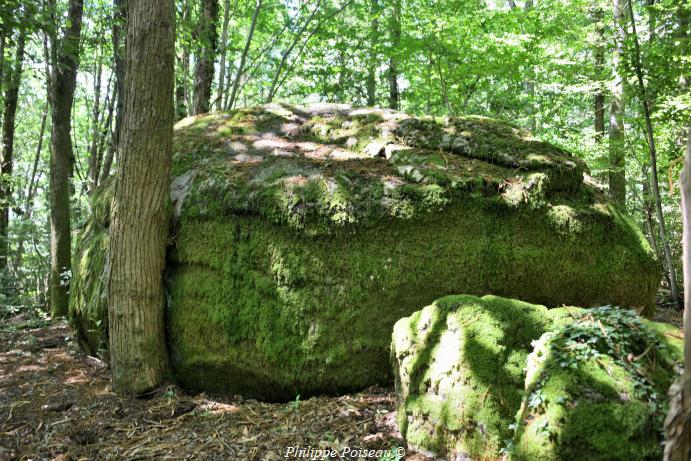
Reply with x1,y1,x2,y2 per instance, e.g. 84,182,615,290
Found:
192,0,219,114
46,0,84,317
0,8,28,293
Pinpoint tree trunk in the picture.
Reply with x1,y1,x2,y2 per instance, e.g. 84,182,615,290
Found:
0,26,26,289
266,0,321,104
229,0,262,110
192,0,219,114
47,0,84,317
663,123,691,460
593,7,605,141
215,0,231,111
175,0,190,119
608,0,627,207
625,0,679,306
107,0,175,394
388,0,401,110
365,0,379,107
87,58,103,195
100,0,126,184
14,107,47,273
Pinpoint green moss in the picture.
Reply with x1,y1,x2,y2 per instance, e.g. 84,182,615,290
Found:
391,295,556,458
70,103,662,401
510,307,682,461
69,220,109,359
392,297,682,461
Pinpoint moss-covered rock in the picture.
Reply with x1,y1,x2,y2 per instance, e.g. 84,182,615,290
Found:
391,295,682,460
70,103,660,401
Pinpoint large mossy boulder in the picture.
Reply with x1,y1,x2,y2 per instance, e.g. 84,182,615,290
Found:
70,103,660,400
391,295,682,460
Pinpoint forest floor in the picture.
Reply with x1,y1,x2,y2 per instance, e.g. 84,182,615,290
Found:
0,298,683,461
0,314,420,461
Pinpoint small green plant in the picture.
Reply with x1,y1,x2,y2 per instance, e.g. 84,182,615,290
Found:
288,393,301,411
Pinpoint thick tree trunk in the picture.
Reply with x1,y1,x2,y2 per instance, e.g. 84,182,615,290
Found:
107,0,175,394
192,0,219,114
365,0,379,106
0,27,26,288
664,124,691,460
229,0,262,110
388,0,400,110
608,0,627,207
48,0,84,317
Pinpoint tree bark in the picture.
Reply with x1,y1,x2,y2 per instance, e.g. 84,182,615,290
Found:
608,0,627,207
0,26,26,288
107,0,175,394
228,0,262,110
388,0,401,110
192,0,219,114
47,0,84,317
365,0,379,106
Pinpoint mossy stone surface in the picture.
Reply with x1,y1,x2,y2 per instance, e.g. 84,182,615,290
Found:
391,295,682,460
70,103,661,400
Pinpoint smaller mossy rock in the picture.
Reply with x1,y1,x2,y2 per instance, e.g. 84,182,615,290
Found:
391,295,682,461
511,307,683,461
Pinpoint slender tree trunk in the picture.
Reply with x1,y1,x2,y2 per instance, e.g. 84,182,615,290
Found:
48,0,84,317
608,0,627,207
266,0,321,104
366,0,379,106
215,0,231,111
100,0,126,183
625,0,679,305
0,33,6,128
641,164,662,262
175,0,190,119
94,74,116,185
388,0,401,110
0,26,27,287
87,58,102,195
192,0,219,114
593,7,605,142
14,107,47,272
663,123,691,460
229,0,262,110
108,0,175,394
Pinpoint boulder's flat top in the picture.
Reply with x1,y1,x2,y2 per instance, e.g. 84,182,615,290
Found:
171,103,591,231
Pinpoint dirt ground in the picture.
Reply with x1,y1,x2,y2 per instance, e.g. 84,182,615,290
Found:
0,317,421,461
0,298,683,461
